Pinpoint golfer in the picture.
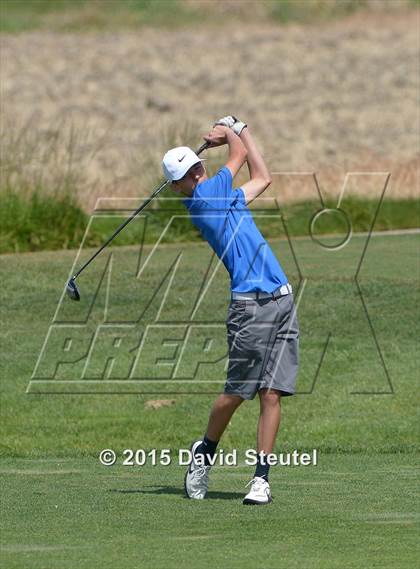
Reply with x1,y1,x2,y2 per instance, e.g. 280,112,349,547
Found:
162,116,299,505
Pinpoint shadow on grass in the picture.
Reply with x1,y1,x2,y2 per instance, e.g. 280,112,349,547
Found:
109,486,243,500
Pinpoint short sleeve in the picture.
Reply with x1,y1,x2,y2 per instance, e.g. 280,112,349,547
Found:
235,187,247,207
197,167,246,210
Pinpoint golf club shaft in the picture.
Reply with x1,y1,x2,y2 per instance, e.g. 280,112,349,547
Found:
72,141,210,280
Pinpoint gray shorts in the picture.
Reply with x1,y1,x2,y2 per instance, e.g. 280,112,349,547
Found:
224,293,299,400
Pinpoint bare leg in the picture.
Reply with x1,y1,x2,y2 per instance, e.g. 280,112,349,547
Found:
205,393,244,441
257,388,281,453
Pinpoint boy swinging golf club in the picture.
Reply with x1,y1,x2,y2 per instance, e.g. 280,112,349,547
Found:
162,116,299,505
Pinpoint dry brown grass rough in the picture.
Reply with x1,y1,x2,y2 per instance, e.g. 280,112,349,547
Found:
1,9,419,208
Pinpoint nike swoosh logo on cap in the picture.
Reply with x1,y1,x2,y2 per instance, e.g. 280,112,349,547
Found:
178,155,186,162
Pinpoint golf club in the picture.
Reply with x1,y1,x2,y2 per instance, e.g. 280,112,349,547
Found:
66,141,210,301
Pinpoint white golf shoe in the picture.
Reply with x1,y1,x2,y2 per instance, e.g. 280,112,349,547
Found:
184,440,211,500
243,476,273,505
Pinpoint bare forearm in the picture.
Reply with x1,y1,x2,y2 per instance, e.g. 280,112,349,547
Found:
226,129,247,164
224,128,247,177
204,125,247,177
237,127,272,204
240,128,271,183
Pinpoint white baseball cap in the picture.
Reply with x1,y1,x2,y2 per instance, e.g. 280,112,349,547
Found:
162,146,203,182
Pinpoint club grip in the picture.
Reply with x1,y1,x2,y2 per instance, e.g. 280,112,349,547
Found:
195,141,211,155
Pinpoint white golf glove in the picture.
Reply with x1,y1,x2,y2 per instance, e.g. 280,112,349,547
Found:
215,115,247,136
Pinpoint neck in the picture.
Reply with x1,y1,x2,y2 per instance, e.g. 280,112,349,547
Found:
182,174,208,197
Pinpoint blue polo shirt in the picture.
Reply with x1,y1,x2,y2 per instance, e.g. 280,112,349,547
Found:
183,167,288,293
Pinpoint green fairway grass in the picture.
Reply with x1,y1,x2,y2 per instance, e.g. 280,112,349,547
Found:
1,455,419,569
1,232,419,567
1,232,419,455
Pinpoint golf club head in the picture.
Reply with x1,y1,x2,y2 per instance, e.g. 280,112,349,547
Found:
66,278,80,301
